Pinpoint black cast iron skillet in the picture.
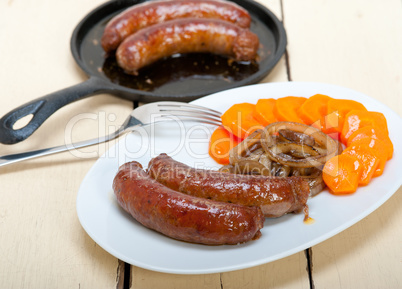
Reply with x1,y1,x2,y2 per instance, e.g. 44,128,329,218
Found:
0,0,286,144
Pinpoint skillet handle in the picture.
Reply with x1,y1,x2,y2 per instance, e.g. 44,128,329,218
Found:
0,76,110,144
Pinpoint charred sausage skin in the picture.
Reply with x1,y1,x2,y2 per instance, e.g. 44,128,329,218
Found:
148,154,310,218
115,18,259,74
102,0,251,53
113,161,264,245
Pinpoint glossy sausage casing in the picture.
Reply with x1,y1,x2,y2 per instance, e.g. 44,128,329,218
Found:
113,161,264,245
116,18,259,74
148,154,310,218
102,0,251,52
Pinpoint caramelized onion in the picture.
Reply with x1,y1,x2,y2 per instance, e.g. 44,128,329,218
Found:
292,167,325,197
218,161,270,176
229,129,263,164
258,153,272,172
306,175,326,197
269,142,320,159
278,129,315,146
261,122,338,168
271,162,291,177
244,148,265,162
224,121,342,197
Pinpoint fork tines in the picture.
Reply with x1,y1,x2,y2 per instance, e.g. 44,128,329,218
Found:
156,102,222,126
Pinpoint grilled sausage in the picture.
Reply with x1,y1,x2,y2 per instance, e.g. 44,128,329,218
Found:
102,0,251,53
148,154,310,218
116,18,259,74
113,161,264,245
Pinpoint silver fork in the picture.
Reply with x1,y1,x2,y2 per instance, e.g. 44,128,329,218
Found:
0,101,222,167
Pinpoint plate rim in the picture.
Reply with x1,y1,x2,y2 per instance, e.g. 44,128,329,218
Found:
76,81,402,274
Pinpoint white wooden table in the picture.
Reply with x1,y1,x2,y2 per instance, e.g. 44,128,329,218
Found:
0,0,401,288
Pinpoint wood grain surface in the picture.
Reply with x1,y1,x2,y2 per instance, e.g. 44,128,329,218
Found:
0,0,400,288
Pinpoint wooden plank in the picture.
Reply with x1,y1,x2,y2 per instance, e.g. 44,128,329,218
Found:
0,0,133,288
221,255,311,289
130,268,221,289
310,189,402,289
130,254,310,289
282,0,402,288
282,0,402,109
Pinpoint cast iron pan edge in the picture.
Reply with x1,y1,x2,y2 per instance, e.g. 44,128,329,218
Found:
0,0,286,144
71,0,287,100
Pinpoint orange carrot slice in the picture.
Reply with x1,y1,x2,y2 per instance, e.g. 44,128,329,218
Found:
221,103,263,139
323,99,367,135
297,94,332,126
273,96,307,123
342,145,380,186
208,126,241,165
252,98,278,126
341,110,389,145
347,126,393,160
347,138,388,177
323,154,362,195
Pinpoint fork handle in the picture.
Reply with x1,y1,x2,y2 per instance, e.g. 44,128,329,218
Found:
0,129,123,168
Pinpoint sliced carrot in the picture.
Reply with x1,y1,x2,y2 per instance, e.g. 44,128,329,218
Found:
208,126,241,165
347,125,393,160
341,110,389,145
323,154,362,195
297,94,333,126
347,138,388,177
323,99,367,135
252,98,278,126
342,145,380,186
221,103,263,139
273,96,307,123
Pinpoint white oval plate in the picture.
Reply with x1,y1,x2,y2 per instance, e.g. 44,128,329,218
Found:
76,82,402,274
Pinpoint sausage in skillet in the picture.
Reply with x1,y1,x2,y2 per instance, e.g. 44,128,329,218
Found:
101,0,251,53
116,18,259,74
